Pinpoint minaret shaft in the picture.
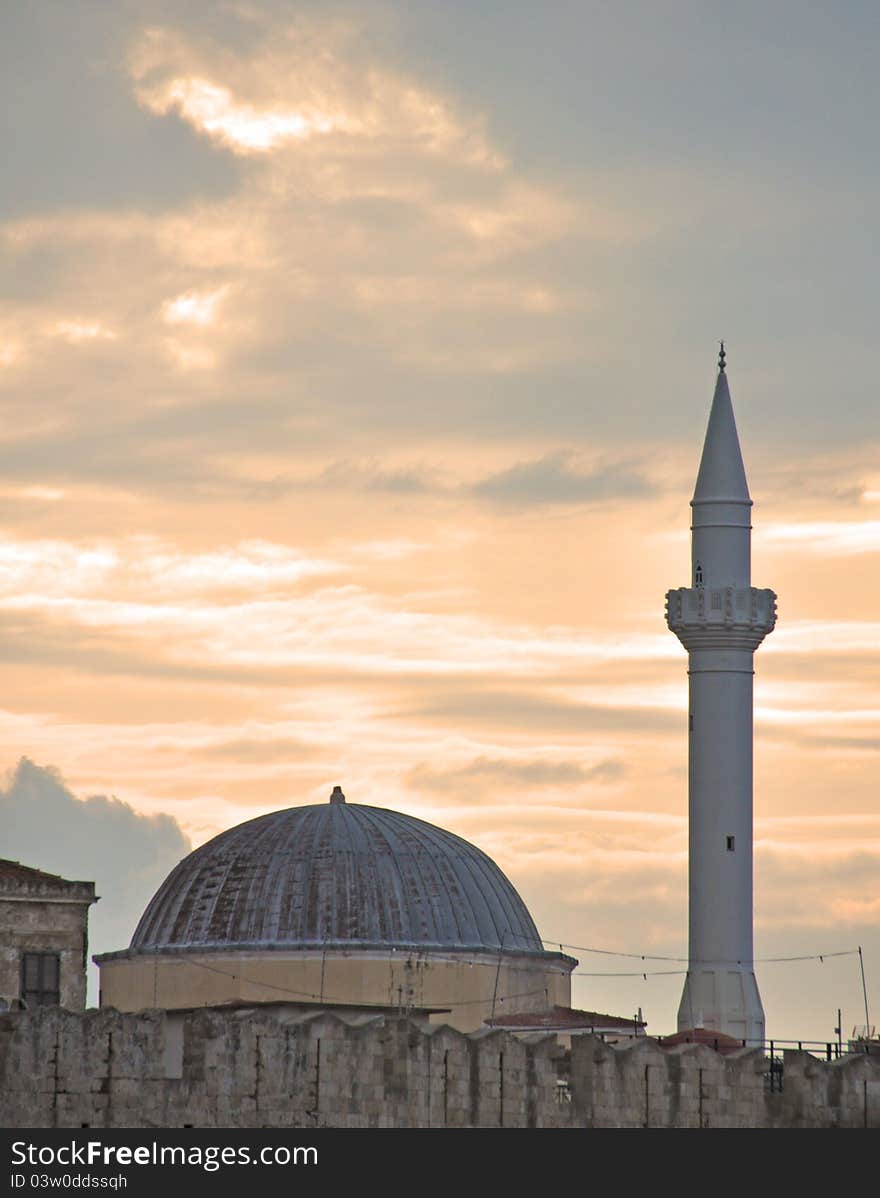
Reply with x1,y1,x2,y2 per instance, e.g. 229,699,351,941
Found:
666,358,775,1045
688,653,755,968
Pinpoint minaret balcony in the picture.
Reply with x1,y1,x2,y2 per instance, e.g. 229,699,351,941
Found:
665,586,777,652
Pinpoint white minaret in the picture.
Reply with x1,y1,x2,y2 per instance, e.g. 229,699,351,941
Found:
665,345,776,1045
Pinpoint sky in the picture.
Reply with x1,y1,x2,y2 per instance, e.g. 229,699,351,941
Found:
2,0,879,1043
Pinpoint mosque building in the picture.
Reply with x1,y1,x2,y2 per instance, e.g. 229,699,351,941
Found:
6,359,879,1129
94,786,576,1032
91,348,772,1044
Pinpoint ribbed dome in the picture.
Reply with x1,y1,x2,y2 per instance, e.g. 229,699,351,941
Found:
130,795,545,956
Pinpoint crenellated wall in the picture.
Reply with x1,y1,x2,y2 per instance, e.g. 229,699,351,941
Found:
1,1007,878,1128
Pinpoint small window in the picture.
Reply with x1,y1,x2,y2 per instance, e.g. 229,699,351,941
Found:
21,952,61,1008
726,836,735,852
695,563,703,587
688,713,694,732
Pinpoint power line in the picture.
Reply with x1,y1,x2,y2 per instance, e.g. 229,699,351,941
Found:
574,970,687,979
756,950,858,964
162,940,864,1015
545,941,687,963
544,938,861,966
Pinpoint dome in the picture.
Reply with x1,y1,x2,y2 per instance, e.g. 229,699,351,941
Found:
130,789,546,957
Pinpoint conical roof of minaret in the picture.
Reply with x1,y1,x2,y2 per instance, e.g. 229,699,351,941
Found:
692,364,751,503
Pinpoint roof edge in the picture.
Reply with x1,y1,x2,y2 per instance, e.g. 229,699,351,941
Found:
95,942,577,969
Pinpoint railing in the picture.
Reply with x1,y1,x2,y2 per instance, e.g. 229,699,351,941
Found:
594,1030,877,1056
587,1031,879,1094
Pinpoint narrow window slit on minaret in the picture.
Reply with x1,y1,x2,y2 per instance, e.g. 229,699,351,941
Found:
726,836,735,852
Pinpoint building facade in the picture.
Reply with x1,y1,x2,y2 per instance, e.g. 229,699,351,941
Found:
0,859,97,1011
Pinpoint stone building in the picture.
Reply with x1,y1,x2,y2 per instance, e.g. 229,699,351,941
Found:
95,787,575,1031
0,859,97,1011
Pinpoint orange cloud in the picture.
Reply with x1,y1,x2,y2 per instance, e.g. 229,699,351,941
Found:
130,24,503,168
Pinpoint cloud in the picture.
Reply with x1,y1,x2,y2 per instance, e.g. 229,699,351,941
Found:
3,3,876,468
162,284,231,326
0,4,242,222
0,758,191,1003
182,736,321,763
2,2,880,1046
766,622,880,658
406,755,625,795
809,735,880,752
474,452,655,507
49,320,117,344
0,532,682,685
0,537,343,601
402,689,681,734
129,22,503,167
0,12,595,507
763,520,880,555
310,460,441,496
757,842,880,932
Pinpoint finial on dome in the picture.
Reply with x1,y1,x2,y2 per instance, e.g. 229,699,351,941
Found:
718,340,726,373
329,785,346,804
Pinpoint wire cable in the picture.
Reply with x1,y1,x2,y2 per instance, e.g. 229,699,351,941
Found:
543,938,861,966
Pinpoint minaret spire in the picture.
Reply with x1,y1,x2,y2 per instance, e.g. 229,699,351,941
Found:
665,350,777,1045
691,360,751,590
693,367,750,507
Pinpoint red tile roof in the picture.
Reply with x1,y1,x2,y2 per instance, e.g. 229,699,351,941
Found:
662,1027,747,1055
486,1005,646,1031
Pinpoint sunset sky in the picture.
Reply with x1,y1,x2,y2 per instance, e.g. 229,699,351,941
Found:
2,1,879,1042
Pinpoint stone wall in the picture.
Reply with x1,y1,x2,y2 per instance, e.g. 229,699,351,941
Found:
1,1007,878,1128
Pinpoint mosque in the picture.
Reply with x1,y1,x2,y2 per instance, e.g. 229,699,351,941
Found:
90,346,772,1045
0,351,770,1046
14,353,873,1131
94,785,576,1032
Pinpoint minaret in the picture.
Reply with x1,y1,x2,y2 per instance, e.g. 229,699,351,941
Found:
665,345,776,1044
